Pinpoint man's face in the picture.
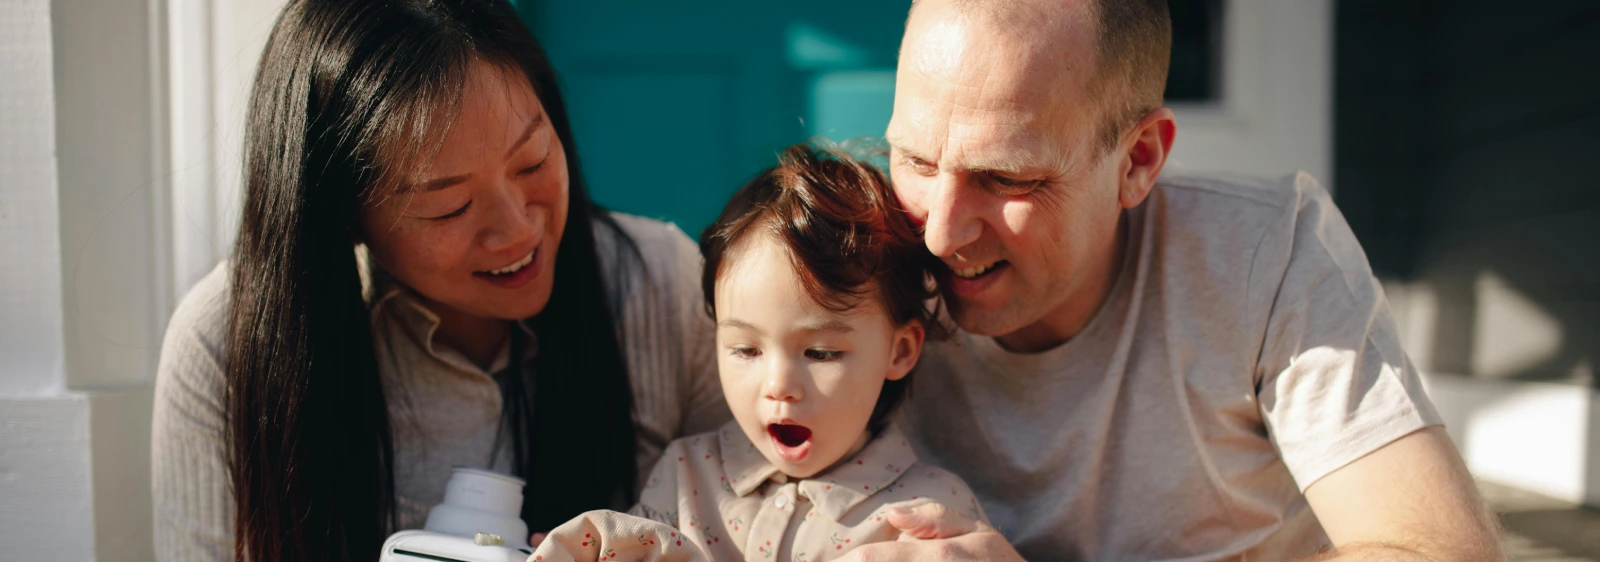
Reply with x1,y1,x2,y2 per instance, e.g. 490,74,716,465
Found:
886,1,1127,349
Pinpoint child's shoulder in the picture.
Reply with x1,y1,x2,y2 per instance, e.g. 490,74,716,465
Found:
843,429,988,524
648,424,742,482
878,462,989,524
661,425,733,458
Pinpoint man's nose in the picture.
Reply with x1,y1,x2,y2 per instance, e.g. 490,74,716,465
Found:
921,174,982,259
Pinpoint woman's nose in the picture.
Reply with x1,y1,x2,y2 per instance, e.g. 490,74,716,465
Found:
478,182,540,252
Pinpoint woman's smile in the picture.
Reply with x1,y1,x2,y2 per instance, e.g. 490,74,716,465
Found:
473,247,542,289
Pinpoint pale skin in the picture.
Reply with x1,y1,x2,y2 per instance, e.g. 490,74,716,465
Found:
713,233,924,480
842,0,1503,560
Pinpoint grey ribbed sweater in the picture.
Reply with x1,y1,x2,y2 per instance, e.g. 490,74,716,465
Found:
150,213,731,560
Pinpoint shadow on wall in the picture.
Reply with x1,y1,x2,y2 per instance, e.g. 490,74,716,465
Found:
1335,0,1600,505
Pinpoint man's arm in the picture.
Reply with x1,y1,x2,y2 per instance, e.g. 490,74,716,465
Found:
1302,426,1502,561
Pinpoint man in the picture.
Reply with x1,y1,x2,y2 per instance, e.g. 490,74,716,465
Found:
846,0,1503,560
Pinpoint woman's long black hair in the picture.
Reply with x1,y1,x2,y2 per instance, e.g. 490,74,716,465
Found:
225,1,637,559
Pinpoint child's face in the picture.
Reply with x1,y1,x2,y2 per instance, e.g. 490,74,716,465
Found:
714,234,924,479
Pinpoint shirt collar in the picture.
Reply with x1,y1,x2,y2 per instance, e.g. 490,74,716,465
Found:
362,247,538,374
717,421,921,521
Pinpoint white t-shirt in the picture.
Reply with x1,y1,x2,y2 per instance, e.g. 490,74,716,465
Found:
899,172,1442,561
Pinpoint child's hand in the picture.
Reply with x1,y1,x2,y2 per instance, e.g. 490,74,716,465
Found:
887,503,993,540
529,532,547,547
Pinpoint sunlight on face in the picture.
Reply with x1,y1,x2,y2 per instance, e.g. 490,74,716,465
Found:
359,59,569,323
713,234,920,479
886,0,1127,348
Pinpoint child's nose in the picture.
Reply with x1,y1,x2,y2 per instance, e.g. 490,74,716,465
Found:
761,360,805,403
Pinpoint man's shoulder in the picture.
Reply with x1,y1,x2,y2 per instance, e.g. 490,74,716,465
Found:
1143,170,1335,260
1151,170,1325,218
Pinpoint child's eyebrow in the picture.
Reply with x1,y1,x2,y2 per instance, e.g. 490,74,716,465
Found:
717,318,764,335
716,318,855,335
797,319,855,334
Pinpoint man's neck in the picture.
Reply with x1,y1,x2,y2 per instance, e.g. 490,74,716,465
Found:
995,213,1129,353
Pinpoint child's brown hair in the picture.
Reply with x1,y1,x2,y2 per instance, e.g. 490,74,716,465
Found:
700,142,948,433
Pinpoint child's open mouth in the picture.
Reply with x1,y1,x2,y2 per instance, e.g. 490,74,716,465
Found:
767,423,813,462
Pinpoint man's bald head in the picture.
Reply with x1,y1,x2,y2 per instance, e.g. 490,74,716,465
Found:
906,0,1171,153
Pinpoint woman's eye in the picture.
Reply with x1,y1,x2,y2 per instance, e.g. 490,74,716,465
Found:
729,346,760,359
804,349,842,362
428,201,471,220
517,160,545,176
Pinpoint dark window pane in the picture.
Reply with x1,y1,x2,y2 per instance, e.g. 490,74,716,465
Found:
1166,0,1224,102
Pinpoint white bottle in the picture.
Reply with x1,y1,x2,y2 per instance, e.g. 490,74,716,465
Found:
423,467,531,551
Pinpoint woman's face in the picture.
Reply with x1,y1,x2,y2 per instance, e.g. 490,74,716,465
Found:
360,60,569,322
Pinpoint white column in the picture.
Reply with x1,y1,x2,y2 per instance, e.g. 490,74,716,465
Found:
0,1,96,559
1,0,68,398
1,0,161,559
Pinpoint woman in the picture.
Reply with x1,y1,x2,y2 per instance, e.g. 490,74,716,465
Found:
150,0,727,559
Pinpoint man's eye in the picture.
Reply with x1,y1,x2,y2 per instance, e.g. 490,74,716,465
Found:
428,201,471,220
729,346,760,359
990,174,1041,194
903,155,936,175
804,349,842,362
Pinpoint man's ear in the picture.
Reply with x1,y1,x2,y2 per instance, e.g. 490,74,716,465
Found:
1116,106,1177,209
886,321,926,382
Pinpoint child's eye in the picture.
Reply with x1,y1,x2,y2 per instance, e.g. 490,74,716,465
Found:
729,346,760,360
804,349,842,362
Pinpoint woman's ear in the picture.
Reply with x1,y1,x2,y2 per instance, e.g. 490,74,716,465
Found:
886,321,926,382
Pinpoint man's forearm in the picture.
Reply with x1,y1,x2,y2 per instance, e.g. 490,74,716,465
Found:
1304,539,1503,562
1304,542,1433,562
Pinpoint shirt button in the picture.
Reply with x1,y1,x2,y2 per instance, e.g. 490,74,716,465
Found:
775,496,789,508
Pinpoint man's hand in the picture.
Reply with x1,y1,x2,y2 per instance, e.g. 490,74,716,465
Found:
836,503,1023,561
1303,426,1503,561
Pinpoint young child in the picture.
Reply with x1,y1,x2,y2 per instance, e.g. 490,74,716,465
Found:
526,144,989,562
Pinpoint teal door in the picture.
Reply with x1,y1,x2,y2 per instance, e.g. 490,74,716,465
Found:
519,1,909,238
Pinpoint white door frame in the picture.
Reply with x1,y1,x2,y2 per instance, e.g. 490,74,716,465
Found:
1168,0,1333,190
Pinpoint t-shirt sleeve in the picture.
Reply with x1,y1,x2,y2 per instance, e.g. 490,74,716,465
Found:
1252,173,1443,491
151,264,236,561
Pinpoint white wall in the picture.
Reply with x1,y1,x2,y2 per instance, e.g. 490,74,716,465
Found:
2,0,284,555
1389,279,1600,507
1,0,161,559
1169,0,1333,189
0,1,95,558
53,0,167,390
169,0,287,294
1,0,67,398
